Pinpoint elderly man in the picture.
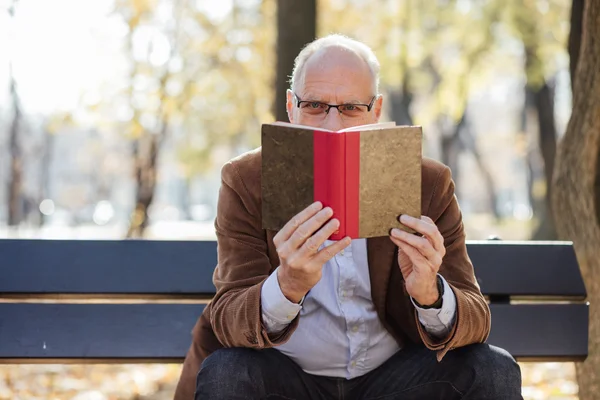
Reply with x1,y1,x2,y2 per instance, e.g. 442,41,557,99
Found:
174,35,522,400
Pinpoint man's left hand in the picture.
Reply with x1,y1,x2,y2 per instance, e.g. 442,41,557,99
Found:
390,215,446,306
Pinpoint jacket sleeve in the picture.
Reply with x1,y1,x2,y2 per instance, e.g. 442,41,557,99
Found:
209,160,299,348
415,165,491,361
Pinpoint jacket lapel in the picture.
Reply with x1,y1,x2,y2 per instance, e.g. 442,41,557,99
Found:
367,236,398,319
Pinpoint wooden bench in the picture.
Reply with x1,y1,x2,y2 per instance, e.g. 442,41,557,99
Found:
0,239,588,363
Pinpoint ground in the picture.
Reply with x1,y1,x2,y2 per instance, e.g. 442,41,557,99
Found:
0,362,580,399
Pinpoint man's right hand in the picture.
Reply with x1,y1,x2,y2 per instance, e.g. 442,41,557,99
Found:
273,201,352,303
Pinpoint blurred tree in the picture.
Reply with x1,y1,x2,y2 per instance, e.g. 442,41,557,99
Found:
433,0,503,219
116,0,182,237
78,0,571,237
107,0,276,236
319,0,502,218
35,127,53,227
275,0,316,121
173,0,276,217
388,0,414,126
6,0,24,227
553,1,600,398
32,115,69,227
505,0,570,239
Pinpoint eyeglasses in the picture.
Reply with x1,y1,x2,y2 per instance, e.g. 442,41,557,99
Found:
293,93,376,119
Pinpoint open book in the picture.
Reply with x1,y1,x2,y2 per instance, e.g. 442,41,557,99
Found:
261,121,422,240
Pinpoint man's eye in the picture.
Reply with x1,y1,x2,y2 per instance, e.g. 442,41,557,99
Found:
309,102,323,109
344,105,357,111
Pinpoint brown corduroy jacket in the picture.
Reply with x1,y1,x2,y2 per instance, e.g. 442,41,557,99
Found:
173,147,490,400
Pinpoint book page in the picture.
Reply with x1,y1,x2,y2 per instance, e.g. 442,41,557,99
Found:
268,121,397,133
337,121,397,132
270,121,334,132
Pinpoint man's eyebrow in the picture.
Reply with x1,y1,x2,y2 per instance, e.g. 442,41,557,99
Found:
301,93,365,104
301,93,324,101
344,99,366,104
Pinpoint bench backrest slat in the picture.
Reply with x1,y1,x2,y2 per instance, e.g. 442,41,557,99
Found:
467,241,586,298
0,240,217,296
0,240,586,298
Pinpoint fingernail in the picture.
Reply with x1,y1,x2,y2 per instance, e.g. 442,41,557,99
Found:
391,228,401,237
399,215,409,223
314,201,323,209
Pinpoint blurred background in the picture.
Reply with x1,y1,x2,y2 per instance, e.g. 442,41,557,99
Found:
0,0,582,398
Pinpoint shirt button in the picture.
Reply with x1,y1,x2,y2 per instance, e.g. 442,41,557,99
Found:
352,326,359,333
351,361,357,368
341,291,346,297
340,249,345,256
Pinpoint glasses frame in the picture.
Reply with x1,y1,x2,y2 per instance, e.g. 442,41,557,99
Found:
293,93,377,116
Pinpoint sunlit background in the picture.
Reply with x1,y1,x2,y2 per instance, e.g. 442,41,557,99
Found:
0,0,580,398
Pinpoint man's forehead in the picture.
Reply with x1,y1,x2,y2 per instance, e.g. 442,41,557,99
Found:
303,52,370,78
307,45,366,67
297,47,374,101
300,91,365,104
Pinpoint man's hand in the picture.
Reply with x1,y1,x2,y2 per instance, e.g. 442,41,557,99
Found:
390,215,446,306
273,201,352,303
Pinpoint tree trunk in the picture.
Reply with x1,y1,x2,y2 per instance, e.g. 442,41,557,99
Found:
522,42,558,239
442,111,501,219
7,63,23,227
568,0,584,88
6,2,23,227
389,73,414,126
532,81,558,239
459,118,501,220
552,2,600,399
389,0,414,126
126,135,160,238
520,88,539,220
275,0,316,122
36,127,54,227
124,1,181,238
440,114,465,185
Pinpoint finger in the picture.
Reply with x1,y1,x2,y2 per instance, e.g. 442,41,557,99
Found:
314,236,352,264
398,240,441,276
399,214,437,237
399,215,444,253
420,216,445,253
287,207,335,250
296,218,340,259
275,201,324,245
391,237,430,268
421,216,435,225
391,228,438,261
274,202,323,247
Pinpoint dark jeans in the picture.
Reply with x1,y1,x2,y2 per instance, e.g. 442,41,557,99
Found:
195,343,523,400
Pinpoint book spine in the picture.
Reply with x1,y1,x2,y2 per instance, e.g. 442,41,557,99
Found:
345,131,360,239
314,131,345,240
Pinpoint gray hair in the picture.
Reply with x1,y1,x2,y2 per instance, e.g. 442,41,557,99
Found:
289,34,380,94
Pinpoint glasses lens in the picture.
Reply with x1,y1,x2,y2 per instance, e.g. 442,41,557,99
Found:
300,101,329,116
340,104,368,117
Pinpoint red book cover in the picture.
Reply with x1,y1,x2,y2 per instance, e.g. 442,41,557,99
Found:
261,122,422,240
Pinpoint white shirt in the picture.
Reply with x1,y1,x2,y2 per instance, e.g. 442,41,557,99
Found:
260,238,457,379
